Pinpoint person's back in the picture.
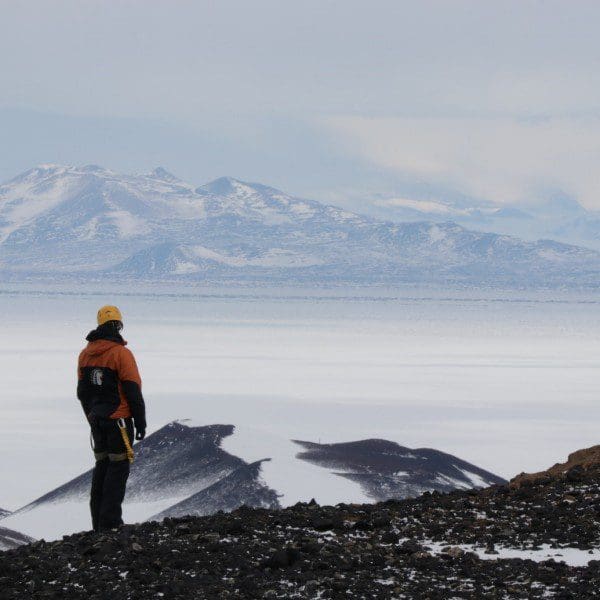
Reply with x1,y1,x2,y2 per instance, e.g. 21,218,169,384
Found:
77,305,147,531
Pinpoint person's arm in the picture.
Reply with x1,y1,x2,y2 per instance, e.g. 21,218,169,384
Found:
76,361,93,419
118,347,147,439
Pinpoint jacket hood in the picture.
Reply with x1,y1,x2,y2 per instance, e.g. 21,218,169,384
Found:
85,324,127,344
84,325,127,357
83,338,128,357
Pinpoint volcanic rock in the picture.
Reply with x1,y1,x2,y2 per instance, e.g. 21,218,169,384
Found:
4,461,600,598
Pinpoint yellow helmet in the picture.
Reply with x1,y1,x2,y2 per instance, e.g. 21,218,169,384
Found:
97,305,123,326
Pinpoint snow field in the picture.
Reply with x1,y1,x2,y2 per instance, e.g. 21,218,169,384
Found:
1,288,600,514
221,425,371,507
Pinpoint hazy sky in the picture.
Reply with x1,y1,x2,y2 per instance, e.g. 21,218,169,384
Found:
2,1,600,209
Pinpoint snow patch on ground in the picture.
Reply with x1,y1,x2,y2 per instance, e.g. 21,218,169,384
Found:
433,473,471,490
186,246,322,268
426,540,600,567
173,260,201,275
189,246,246,267
456,467,492,488
379,198,461,215
108,210,150,239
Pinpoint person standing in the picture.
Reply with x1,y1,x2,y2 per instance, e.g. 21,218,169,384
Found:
77,305,147,532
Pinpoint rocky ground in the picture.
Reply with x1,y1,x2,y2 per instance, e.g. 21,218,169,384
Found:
3,455,600,599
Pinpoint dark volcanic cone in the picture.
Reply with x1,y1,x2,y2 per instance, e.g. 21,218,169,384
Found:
294,438,506,500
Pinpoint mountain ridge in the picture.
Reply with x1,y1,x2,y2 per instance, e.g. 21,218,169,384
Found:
369,190,600,251
2,164,600,287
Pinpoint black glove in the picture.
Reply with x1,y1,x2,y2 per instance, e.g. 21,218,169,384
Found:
135,427,146,441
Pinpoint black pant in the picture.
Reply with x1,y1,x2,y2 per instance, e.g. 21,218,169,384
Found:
90,417,134,532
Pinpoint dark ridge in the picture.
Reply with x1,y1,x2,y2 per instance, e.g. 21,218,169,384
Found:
293,438,506,500
14,422,243,509
0,526,34,551
152,459,280,520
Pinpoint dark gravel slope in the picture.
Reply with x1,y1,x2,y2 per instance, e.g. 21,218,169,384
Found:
3,465,600,599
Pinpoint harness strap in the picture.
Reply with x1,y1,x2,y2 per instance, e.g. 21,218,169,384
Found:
109,452,128,462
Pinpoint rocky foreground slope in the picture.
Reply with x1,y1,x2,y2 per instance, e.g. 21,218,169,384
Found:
3,449,600,599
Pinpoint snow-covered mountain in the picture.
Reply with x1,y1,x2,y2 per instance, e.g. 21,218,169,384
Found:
0,421,504,541
370,192,600,251
2,164,600,287
0,508,10,519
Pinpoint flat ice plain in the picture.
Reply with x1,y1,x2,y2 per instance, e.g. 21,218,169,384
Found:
1,284,599,511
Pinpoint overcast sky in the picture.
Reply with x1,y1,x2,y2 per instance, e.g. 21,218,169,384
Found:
2,0,600,209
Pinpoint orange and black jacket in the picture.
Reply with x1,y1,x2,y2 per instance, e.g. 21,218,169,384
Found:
77,327,146,429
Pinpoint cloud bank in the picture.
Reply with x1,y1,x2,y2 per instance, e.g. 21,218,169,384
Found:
327,116,600,208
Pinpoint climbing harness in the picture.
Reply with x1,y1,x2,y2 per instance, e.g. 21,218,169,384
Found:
117,418,135,464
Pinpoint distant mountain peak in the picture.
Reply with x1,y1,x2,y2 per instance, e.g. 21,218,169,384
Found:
149,166,181,182
5,163,68,184
199,176,253,195
198,176,291,200
34,163,64,171
79,164,109,174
